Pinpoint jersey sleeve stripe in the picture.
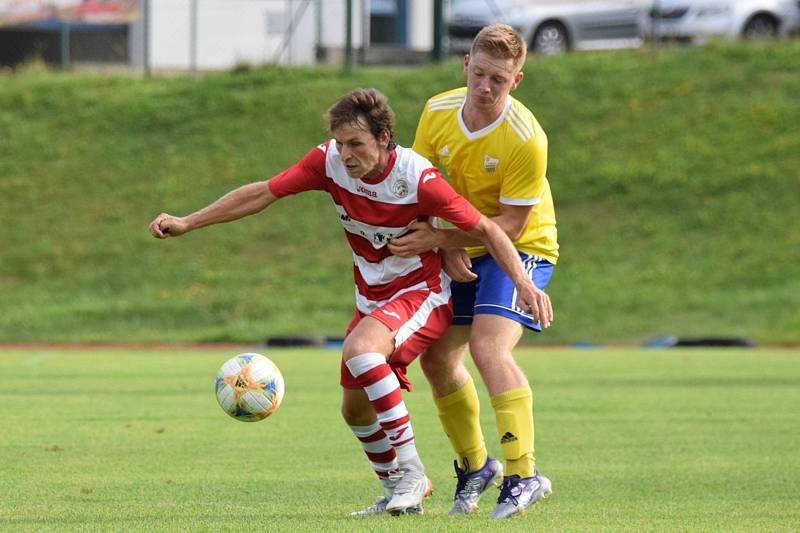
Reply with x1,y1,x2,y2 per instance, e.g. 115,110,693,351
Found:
508,107,535,139
507,117,527,142
505,116,530,142
506,112,533,142
428,103,463,112
428,94,465,106
500,195,541,206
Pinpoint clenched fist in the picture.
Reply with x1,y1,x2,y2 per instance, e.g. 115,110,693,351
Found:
148,213,189,239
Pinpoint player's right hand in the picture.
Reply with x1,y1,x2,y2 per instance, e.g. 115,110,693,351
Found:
441,249,477,282
516,283,553,329
149,213,189,239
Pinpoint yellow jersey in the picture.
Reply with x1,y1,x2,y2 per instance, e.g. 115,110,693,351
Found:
413,87,558,263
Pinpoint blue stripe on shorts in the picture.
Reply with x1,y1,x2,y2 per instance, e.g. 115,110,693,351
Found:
451,251,554,332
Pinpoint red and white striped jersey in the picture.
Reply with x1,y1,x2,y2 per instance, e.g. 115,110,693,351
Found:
267,140,482,315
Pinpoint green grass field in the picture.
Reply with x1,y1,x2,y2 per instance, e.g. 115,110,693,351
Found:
2,41,799,344
1,347,798,531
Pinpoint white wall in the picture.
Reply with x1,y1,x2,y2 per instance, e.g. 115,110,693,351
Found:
409,0,433,51
319,0,366,49
131,0,435,71
146,0,318,70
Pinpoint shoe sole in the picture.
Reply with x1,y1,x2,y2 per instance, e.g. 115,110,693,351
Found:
388,505,424,516
387,477,433,517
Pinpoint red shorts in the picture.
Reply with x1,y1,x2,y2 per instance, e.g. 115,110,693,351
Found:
340,288,453,391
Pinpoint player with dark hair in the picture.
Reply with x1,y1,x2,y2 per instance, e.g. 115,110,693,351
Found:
389,24,558,518
149,87,552,517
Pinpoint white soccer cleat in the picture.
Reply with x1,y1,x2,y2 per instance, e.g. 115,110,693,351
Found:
350,495,399,516
350,474,431,517
385,460,432,516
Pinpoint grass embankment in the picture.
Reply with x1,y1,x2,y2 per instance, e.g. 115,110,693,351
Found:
1,42,798,343
1,347,798,531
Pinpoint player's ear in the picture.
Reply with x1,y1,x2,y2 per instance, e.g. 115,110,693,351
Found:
511,70,524,91
379,129,391,149
463,54,470,74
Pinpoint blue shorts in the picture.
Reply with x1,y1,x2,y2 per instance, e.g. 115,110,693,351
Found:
451,252,554,332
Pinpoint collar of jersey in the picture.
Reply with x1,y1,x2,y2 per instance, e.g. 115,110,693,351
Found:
359,148,397,185
458,97,512,141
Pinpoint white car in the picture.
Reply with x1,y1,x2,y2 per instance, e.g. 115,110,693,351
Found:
648,0,800,41
448,0,650,55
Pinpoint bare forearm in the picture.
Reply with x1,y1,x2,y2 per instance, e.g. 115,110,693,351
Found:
469,218,529,286
436,215,520,249
185,181,275,231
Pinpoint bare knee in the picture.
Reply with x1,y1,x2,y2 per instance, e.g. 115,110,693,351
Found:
421,348,471,397
469,338,528,394
469,334,518,376
342,318,394,360
342,335,371,360
420,350,450,380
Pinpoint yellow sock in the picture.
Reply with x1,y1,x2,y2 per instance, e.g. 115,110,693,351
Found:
490,386,535,478
433,375,488,472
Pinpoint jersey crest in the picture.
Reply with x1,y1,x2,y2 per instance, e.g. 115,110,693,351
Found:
392,179,409,198
483,154,499,173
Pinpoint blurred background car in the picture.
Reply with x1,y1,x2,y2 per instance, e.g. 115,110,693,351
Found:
447,0,650,55
647,0,800,42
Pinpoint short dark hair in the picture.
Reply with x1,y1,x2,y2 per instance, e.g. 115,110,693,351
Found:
325,88,397,150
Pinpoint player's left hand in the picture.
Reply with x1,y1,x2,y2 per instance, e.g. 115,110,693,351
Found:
516,283,553,329
388,221,443,257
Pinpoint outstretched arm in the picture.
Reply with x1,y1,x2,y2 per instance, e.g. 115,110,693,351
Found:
466,215,553,328
149,181,278,238
388,203,532,256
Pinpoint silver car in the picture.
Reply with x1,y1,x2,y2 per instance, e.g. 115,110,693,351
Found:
648,0,800,41
448,0,650,55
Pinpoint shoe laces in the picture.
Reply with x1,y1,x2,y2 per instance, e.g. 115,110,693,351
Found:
453,458,484,499
387,468,402,484
384,469,401,491
497,474,522,507
453,459,470,495
391,464,424,496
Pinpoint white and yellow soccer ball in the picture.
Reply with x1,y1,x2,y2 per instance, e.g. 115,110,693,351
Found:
215,353,285,422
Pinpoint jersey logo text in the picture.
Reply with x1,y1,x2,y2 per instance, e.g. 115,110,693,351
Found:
357,185,377,198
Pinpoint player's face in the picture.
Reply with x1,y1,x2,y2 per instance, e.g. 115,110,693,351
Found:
464,51,523,113
332,118,389,180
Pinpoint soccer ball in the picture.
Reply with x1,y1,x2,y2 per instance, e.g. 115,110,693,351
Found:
215,353,285,422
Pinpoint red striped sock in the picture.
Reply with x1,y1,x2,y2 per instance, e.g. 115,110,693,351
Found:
349,421,398,485
345,353,417,460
